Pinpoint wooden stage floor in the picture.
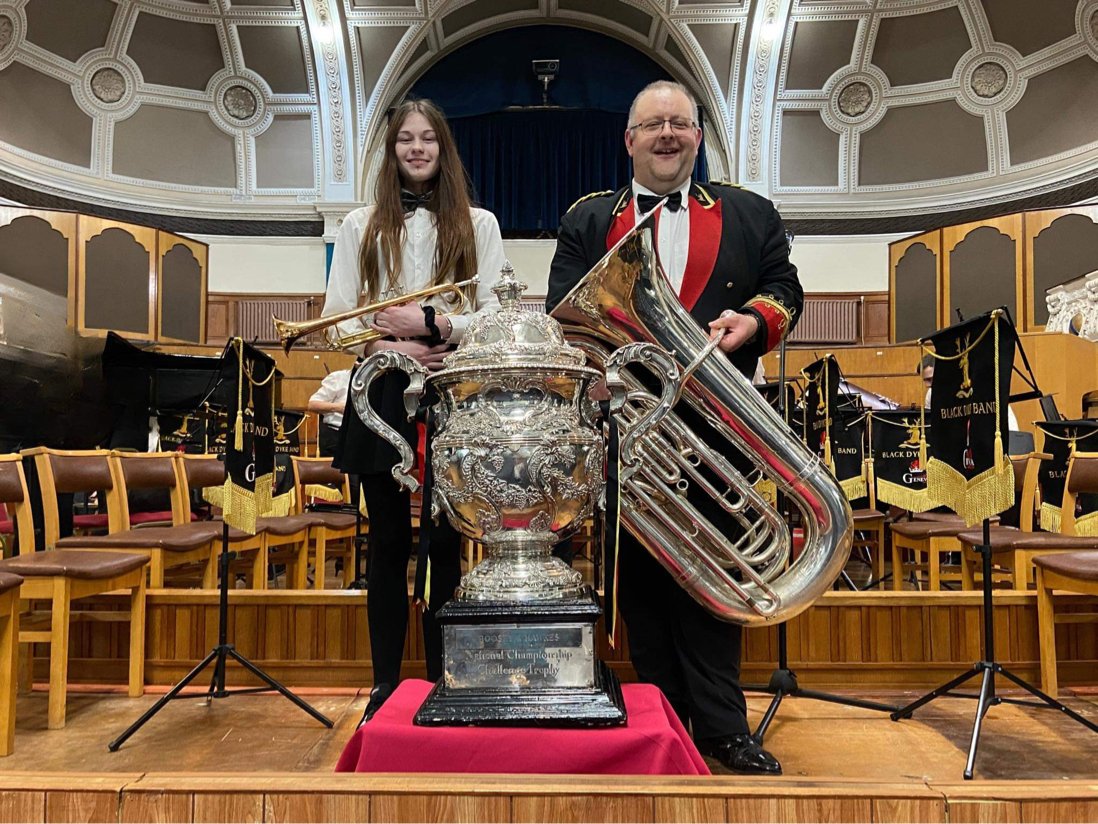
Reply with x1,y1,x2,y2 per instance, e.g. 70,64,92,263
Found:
3,683,1097,822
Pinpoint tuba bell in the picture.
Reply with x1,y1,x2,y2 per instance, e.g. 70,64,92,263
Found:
550,216,852,626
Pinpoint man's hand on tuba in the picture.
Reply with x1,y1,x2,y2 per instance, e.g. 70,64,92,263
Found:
707,309,760,354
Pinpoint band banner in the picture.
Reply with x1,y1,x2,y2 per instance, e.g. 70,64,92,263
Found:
206,339,278,534
833,412,867,502
924,309,1016,525
158,411,209,454
271,410,303,515
869,410,936,512
1035,419,1098,536
802,355,840,471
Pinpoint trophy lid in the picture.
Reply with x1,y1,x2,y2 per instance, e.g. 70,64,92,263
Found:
442,262,587,370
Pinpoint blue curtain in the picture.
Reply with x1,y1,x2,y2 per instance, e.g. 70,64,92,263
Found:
408,25,709,235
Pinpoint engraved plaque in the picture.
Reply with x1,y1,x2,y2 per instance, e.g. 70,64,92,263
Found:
444,623,595,690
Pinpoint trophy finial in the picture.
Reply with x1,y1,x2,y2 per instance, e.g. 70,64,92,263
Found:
492,261,527,308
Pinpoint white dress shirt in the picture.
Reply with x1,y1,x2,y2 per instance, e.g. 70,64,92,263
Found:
322,204,507,351
632,178,693,296
309,368,351,429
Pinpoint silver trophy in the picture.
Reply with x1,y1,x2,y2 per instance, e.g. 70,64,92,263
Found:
352,264,625,725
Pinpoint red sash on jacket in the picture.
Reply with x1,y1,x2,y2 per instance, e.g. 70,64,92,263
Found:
605,193,722,310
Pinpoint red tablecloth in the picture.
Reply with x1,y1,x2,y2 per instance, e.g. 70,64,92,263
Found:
336,679,709,775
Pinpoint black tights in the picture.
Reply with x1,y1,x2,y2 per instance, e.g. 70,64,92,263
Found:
359,473,461,688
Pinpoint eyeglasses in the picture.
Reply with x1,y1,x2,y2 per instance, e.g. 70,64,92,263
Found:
628,118,698,135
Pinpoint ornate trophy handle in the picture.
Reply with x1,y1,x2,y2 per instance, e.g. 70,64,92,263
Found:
350,350,428,492
605,342,682,469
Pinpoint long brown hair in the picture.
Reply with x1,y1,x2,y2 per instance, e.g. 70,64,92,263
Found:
358,99,477,303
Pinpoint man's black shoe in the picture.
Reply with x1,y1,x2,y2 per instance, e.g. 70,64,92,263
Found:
696,734,782,775
357,683,392,728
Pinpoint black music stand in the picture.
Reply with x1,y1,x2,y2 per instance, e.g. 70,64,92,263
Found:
109,343,333,751
751,338,900,746
889,311,1098,779
890,517,1098,779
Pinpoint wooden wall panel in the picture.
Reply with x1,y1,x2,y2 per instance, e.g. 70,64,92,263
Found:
158,231,209,345
193,792,263,823
1024,206,1098,329
725,797,871,823
53,590,1098,692
947,800,1022,822
119,791,193,823
513,795,653,823
942,214,1023,330
872,797,945,822
44,790,119,823
1019,799,1098,822
653,796,727,823
370,794,510,823
890,230,941,344
0,791,44,823
76,216,158,339
0,775,1093,824
0,208,78,326
265,792,370,823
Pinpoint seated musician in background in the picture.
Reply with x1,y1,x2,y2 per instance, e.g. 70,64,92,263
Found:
308,368,352,457
546,80,802,775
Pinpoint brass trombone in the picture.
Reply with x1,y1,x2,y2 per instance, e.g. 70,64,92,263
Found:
273,276,479,353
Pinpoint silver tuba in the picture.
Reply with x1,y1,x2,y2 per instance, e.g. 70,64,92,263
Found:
550,216,852,626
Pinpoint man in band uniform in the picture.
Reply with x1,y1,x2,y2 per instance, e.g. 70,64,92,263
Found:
546,79,802,775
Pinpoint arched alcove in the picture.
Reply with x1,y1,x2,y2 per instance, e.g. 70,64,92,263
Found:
0,215,70,296
948,227,1016,322
893,243,937,343
382,25,705,234
1032,214,1098,325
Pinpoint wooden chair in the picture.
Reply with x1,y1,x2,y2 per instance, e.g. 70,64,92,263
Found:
25,448,217,588
291,457,358,589
957,452,1098,590
1034,551,1098,697
0,571,22,756
175,454,268,589
0,453,148,729
889,514,967,591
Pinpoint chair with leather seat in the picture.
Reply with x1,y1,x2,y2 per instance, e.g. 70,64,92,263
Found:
889,513,969,591
290,457,358,589
0,570,22,756
1034,550,1098,697
0,454,148,730
956,452,1098,590
25,449,217,589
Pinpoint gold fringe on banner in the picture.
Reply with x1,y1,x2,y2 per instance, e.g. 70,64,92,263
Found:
840,475,867,502
753,478,778,508
875,478,938,513
1075,511,1098,537
269,489,295,517
303,483,344,502
1040,502,1061,533
926,456,1014,526
202,486,224,510
1039,503,1098,536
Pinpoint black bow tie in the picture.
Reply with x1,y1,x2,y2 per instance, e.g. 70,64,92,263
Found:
400,189,434,214
636,191,683,214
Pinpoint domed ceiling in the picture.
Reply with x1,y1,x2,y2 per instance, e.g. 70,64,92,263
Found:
0,0,1096,228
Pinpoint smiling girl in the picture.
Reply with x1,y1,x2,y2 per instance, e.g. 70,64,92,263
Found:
321,99,505,723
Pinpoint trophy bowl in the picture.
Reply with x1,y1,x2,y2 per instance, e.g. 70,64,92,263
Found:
351,264,625,725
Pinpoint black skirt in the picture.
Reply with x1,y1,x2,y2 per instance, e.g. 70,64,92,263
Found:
333,361,418,476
